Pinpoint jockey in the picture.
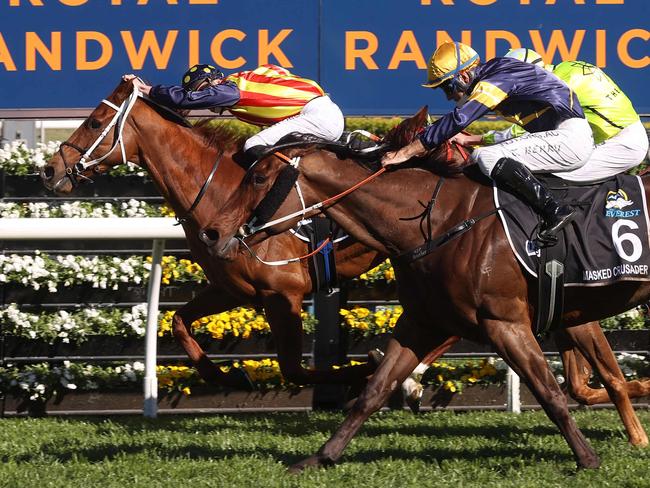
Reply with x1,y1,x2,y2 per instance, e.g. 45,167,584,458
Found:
476,48,648,183
382,41,594,243
123,64,344,165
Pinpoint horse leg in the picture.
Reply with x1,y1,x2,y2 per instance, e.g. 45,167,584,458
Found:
558,322,649,447
172,285,252,388
556,325,650,405
401,336,461,412
263,292,375,386
486,320,600,469
288,317,437,473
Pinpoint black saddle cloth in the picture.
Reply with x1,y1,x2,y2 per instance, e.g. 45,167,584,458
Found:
495,174,650,286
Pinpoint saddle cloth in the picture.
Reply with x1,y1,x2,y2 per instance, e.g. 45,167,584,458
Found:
495,174,650,286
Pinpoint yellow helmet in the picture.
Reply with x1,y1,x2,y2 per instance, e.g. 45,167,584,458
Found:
423,41,480,88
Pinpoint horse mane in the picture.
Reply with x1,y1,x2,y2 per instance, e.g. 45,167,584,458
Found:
192,119,247,152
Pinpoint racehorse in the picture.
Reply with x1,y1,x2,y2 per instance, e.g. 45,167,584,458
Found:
40,81,648,440
203,108,650,469
39,79,396,390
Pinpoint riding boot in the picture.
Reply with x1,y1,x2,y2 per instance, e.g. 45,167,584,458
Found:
233,145,268,170
491,157,576,242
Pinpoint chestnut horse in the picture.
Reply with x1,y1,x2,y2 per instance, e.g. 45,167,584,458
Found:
39,80,401,390
41,81,647,434
205,109,650,469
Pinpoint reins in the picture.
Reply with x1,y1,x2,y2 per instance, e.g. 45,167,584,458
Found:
175,153,223,225
234,152,386,266
239,157,386,238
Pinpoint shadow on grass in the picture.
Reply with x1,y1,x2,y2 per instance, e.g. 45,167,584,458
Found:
17,412,625,445
10,426,579,473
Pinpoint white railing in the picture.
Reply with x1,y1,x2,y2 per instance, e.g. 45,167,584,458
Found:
0,217,524,415
0,217,186,418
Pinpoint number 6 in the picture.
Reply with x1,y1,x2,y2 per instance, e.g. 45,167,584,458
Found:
612,219,642,263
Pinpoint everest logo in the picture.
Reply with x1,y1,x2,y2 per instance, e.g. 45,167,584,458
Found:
606,190,633,210
605,189,641,218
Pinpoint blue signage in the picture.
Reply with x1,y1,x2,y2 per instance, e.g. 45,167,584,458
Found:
0,0,648,114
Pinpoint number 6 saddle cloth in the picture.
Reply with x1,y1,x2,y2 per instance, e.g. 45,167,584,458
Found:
494,174,650,286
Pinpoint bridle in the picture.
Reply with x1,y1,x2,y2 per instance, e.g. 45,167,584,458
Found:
53,84,221,225
54,87,141,191
235,152,386,241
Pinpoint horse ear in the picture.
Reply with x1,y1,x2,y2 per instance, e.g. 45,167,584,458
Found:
383,105,431,148
414,105,429,125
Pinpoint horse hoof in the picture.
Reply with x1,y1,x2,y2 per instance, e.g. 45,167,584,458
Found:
287,455,334,473
405,383,423,414
224,368,255,390
577,455,601,470
367,348,385,369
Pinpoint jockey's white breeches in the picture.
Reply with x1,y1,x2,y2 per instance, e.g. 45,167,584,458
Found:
551,120,649,183
243,95,345,150
471,117,594,176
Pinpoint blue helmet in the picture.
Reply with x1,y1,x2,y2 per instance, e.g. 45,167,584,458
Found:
181,64,224,91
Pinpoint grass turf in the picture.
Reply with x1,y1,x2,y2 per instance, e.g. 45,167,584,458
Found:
0,409,649,487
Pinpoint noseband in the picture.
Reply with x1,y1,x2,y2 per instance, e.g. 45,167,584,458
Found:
54,88,141,189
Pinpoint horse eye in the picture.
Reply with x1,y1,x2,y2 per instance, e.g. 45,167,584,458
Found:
253,174,267,185
87,118,101,129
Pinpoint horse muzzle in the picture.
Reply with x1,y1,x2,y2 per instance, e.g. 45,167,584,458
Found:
198,229,240,261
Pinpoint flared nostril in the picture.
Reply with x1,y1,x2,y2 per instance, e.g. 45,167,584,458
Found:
42,166,55,180
198,228,220,246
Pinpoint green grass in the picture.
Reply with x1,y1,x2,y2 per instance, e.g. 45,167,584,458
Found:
1,410,649,487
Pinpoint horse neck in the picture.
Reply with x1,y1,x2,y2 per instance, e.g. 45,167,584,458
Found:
130,107,243,217
300,154,483,255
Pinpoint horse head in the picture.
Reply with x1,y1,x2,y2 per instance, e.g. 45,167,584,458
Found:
198,153,296,260
41,80,148,194
382,106,470,174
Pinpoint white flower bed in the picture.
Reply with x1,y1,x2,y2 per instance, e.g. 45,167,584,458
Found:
0,252,151,291
0,199,164,218
0,303,151,343
0,140,145,176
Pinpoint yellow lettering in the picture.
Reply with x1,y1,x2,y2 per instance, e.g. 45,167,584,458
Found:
189,30,200,67
76,31,112,70
345,31,378,70
529,29,585,63
59,0,88,5
388,30,426,69
597,0,624,4
617,28,649,68
470,0,497,4
210,29,246,69
596,30,606,67
121,30,178,69
111,0,122,4
9,0,43,5
189,0,218,3
25,31,61,71
544,0,585,4
0,33,17,71
258,29,293,67
485,30,521,59
136,0,178,4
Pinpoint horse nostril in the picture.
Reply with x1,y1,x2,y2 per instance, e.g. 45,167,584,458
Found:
42,166,55,180
199,228,220,246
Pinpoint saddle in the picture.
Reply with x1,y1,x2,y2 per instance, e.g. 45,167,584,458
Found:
269,131,388,162
496,173,650,335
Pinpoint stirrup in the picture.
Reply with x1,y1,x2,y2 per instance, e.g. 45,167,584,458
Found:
534,231,558,248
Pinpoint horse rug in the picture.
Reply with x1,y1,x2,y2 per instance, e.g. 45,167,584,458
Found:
495,174,650,286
